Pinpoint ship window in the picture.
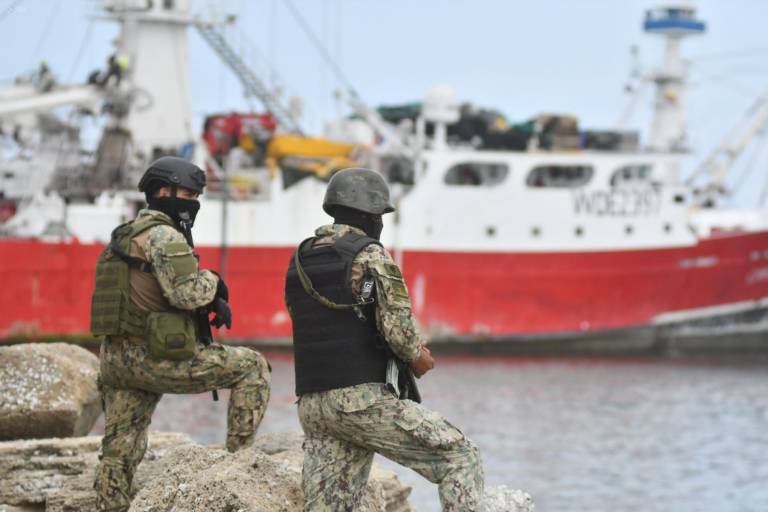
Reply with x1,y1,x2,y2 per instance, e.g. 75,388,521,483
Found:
527,165,592,188
444,162,509,187
383,156,415,185
611,164,652,187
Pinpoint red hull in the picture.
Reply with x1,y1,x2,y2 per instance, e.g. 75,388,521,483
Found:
2,232,768,339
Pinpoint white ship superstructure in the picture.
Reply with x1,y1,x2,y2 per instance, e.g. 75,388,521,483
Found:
2,2,768,349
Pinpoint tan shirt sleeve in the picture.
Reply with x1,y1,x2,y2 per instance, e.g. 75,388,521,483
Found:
143,225,218,310
351,244,423,363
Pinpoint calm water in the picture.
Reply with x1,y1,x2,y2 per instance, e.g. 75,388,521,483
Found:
92,353,768,511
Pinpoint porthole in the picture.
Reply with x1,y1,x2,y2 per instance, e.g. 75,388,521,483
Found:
625,225,634,235
574,226,584,237
531,226,541,237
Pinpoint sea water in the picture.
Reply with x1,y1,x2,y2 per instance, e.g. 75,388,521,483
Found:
92,352,768,511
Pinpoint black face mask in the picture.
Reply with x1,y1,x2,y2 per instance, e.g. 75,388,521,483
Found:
367,216,384,241
333,207,384,240
147,196,201,231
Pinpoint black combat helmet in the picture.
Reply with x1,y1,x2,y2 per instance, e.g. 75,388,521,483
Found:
138,156,207,196
322,168,395,215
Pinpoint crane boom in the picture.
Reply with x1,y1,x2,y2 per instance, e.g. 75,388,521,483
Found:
0,85,102,117
688,93,768,187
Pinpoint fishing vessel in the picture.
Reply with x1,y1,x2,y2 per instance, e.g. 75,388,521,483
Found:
2,1,768,351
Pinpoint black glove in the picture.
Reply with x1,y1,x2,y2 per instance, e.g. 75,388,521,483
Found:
210,297,232,329
210,271,229,302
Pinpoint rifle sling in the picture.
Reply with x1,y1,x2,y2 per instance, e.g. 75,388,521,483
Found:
293,237,373,311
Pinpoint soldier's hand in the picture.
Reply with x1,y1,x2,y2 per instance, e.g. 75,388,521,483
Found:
210,298,232,329
410,345,434,378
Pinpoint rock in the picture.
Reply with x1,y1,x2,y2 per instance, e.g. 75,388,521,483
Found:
251,431,303,454
0,432,415,512
0,343,101,441
482,485,535,512
0,432,192,511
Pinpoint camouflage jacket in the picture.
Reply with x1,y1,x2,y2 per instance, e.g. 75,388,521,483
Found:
310,224,423,363
134,209,218,310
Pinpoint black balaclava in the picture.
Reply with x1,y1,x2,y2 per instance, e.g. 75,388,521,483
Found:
331,206,384,240
147,187,201,239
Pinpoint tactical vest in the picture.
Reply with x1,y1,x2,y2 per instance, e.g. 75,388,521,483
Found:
285,232,387,396
90,215,182,337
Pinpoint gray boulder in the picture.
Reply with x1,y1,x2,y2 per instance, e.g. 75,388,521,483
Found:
0,432,414,512
0,343,101,441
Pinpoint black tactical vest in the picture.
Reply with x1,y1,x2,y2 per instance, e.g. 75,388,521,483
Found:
285,232,387,396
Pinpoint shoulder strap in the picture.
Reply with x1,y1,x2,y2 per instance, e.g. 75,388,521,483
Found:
108,216,176,274
293,236,375,311
333,232,382,260
130,215,175,238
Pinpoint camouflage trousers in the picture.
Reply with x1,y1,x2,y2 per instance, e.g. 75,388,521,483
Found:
94,337,271,512
298,383,484,511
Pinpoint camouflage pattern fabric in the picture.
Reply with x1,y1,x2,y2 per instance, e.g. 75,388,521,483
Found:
136,209,218,310
94,338,271,511
93,209,271,511
296,224,484,510
299,383,484,511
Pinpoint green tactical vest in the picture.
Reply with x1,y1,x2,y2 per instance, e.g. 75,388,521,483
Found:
90,215,175,337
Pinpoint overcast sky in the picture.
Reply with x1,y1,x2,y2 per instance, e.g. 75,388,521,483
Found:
3,0,768,206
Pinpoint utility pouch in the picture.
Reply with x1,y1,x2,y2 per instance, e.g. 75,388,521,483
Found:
146,312,197,361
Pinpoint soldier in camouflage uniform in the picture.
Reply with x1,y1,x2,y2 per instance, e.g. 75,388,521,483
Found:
285,168,484,511
90,157,271,512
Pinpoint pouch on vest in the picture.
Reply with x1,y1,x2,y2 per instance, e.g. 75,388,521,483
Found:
146,311,197,361
91,249,146,336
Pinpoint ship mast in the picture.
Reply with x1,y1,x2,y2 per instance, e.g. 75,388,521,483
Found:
644,4,705,153
98,0,197,158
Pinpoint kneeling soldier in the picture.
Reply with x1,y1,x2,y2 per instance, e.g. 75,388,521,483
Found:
91,157,271,512
285,168,484,511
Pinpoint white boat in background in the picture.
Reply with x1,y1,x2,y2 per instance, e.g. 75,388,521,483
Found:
2,1,768,352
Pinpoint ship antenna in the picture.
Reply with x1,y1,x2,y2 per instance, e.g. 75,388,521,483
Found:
643,3,706,154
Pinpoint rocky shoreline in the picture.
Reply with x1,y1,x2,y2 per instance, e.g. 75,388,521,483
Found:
0,432,418,512
0,343,534,511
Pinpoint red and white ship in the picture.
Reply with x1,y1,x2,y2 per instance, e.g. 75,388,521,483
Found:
2,1,768,351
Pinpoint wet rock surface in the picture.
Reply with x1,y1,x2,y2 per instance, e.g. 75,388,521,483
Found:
0,432,415,512
0,343,101,441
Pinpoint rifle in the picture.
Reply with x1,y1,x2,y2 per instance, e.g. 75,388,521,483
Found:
180,213,219,402
358,276,421,403
385,346,421,403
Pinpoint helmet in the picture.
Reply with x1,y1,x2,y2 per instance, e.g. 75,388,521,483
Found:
138,156,207,195
322,168,395,215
